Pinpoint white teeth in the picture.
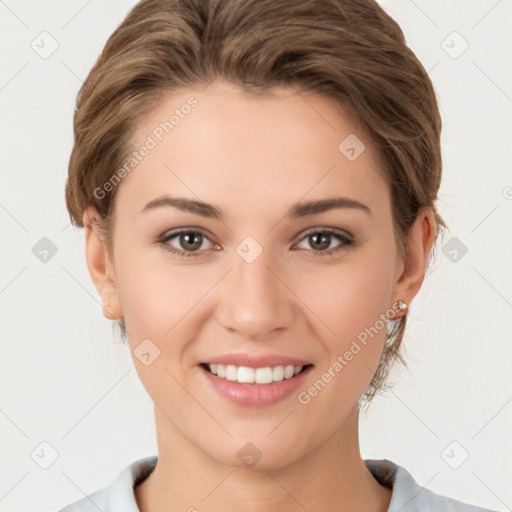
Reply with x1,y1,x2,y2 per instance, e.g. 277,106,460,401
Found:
238,366,256,383
216,364,226,378
206,363,306,384
225,365,238,381
255,367,273,384
272,365,284,382
284,365,295,379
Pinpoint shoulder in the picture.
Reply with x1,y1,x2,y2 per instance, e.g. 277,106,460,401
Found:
57,456,158,512
58,456,498,512
57,487,107,512
364,459,499,512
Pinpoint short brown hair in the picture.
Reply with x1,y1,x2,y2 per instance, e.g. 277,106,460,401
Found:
65,0,446,406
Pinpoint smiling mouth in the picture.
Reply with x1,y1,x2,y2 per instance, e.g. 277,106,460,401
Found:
199,362,314,385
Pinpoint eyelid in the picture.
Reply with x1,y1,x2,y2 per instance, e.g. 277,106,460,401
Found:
158,228,219,258
158,226,355,257
293,227,354,254
298,226,353,240
159,226,215,241
159,226,353,244
159,227,217,245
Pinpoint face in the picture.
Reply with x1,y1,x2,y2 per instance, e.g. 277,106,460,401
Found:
95,80,409,469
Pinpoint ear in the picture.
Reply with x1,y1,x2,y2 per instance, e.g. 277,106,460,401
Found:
83,206,122,321
391,206,437,317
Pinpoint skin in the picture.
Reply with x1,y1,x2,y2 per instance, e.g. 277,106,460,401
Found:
83,79,436,512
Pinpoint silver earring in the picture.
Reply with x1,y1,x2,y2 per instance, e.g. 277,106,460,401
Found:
394,300,408,312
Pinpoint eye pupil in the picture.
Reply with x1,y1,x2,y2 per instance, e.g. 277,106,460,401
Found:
310,233,330,250
163,229,349,258
181,232,202,251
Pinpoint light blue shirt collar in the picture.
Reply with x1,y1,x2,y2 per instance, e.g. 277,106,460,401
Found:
59,455,497,512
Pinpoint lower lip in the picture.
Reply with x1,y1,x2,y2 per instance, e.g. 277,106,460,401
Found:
199,364,314,407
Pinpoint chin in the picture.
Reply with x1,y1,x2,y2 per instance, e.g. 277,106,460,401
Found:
201,436,307,471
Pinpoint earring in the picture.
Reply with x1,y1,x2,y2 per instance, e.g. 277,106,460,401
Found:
394,300,408,313
104,300,109,307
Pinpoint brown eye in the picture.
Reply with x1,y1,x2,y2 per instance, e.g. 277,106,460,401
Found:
159,230,215,257
177,232,203,251
296,229,354,257
307,232,332,251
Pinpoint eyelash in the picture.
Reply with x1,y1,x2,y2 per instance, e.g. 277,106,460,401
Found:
158,228,355,259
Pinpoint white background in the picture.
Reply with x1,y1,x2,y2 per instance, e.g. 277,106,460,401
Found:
1,1,511,511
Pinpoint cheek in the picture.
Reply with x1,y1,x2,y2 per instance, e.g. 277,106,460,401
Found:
307,238,397,390
113,240,193,332
297,266,395,417
115,250,217,392
310,241,396,337
115,257,200,402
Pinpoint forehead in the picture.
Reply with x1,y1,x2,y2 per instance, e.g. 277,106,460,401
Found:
116,81,387,220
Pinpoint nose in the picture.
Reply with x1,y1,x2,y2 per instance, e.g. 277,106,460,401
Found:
216,243,295,341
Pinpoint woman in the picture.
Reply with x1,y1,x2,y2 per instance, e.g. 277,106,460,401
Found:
59,0,497,510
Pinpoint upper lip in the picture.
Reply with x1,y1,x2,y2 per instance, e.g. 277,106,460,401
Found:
201,353,313,368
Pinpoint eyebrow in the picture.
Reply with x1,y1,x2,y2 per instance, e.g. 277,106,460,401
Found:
140,195,372,219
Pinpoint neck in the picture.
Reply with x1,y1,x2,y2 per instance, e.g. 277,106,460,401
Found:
135,404,392,512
